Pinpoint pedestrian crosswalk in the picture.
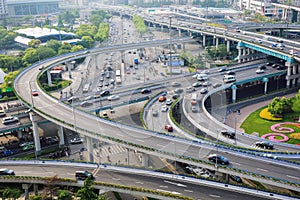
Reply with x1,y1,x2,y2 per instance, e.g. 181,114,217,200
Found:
96,144,127,158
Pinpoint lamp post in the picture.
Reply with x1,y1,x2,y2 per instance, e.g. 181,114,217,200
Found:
215,129,220,168
169,16,172,77
28,81,34,109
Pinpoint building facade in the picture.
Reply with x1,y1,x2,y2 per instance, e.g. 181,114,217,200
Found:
0,0,8,19
7,0,59,17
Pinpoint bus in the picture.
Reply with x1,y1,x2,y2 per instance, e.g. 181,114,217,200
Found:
116,76,121,85
83,83,90,93
116,70,121,77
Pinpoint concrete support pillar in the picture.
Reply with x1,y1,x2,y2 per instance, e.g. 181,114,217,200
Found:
287,64,292,88
226,40,230,52
47,70,52,85
182,43,186,51
202,35,206,47
292,65,297,86
33,184,38,195
262,77,269,94
213,36,216,45
215,37,219,49
142,153,149,167
237,47,242,63
17,130,22,139
58,125,65,148
178,29,181,37
85,136,94,162
161,25,163,32
29,112,41,155
22,184,31,200
231,85,237,103
67,62,72,79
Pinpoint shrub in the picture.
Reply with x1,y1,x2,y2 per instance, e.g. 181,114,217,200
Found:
290,133,300,140
259,108,282,121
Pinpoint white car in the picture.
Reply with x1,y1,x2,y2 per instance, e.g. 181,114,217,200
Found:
186,87,195,93
171,82,181,87
161,105,168,112
201,70,210,74
70,137,83,144
256,69,265,74
107,95,120,101
80,101,92,107
166,99,173,105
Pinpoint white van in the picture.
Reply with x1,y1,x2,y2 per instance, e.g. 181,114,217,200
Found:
223,75,236,83
2,116,19,125
196,74,209,81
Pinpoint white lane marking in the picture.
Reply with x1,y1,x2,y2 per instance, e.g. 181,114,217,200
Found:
136,181,144,184
230,161,241,166
156,189,181,195
286,175,300,180
209,194,221,198
157,144,165,147
164,180,187,187
256,168,268,172
112,178,120,181
184,189,194,193
159,185,168,188
135,139,144,142
116,133,124,137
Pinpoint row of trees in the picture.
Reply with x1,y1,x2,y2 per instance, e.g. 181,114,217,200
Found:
133,15,147,35
268,90,300,120
0,176,109,200
0,9,112,91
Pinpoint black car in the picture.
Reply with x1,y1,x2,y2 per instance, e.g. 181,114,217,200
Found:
258,65,266,70
172,94,180,99
255,141,274,150
208,154,229,165
221,130,236,139
225,71,235,75
141,88,151,94
266,62,274,66
100,90,110,97
276,65,286,70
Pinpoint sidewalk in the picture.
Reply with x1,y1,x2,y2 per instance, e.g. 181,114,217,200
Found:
225,92,297,132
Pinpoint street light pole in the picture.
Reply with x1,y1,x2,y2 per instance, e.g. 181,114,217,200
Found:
169,16,172,77
28,81,34,109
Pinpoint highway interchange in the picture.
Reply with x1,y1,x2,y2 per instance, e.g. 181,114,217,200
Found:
6,6,300,198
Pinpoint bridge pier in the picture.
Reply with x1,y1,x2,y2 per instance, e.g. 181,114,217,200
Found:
85,136,94,162
226,40,230,52
142,153,149,167
57,125,65,148
47,70,52,85
231,85,237,103
29,112,42,155
202,35,206,47
66,61,72,79
22,184,31,200
215,37,219,49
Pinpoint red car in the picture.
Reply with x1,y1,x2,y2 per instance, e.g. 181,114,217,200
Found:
31,89,38,96
164,125,173,132
158,96,166,102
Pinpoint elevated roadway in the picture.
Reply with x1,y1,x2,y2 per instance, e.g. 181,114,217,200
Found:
14,40,300,191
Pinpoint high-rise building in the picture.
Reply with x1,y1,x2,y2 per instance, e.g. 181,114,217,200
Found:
0,0,8,19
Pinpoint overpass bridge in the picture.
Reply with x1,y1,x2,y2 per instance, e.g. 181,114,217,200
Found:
13,39,300,192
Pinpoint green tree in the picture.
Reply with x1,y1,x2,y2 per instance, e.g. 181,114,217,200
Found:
57,189,73,200
46,39,62,53
28,39,41,48
75,176,99,200
29,195,42,200
70,45,84,52
22,48,39,66
36,46,57,61
58,43,72,55
0,54,22,72
292,90,300,121
1,188,22,200
76,24,97,39
81,36,94,49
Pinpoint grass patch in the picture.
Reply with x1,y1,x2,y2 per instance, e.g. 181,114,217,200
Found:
241,106,300,145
